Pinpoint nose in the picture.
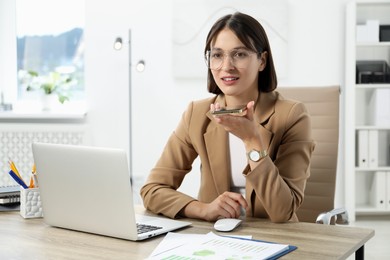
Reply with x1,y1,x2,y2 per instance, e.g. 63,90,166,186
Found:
221,55,235,71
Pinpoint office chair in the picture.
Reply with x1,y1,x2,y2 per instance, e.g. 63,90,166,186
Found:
278,86,348,225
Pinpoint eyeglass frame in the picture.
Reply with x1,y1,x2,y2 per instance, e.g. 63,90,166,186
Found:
204,47,262,70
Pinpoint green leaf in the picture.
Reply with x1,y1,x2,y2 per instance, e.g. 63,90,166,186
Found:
41,83,54,94
28,70,38,77
58,94,69,104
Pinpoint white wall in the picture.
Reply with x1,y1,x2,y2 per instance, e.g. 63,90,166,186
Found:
286,0,349,208
85,0,350,204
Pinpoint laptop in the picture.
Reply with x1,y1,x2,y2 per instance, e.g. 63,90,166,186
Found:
32,142,191,241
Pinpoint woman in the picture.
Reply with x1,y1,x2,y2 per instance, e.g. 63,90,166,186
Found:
141,12,315,223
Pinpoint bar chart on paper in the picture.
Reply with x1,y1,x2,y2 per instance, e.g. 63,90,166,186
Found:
149,232,289,260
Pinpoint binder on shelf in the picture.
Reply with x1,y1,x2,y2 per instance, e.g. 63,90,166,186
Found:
369,171,386,210
367,88,390,126
368,130,379,168
387,172,390,209
357,130,369,168
377,130,389,167
356,129,389,168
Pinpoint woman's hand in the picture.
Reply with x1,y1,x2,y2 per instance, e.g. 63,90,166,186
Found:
210,101,259,144
182,191,248,222
205,191,248,221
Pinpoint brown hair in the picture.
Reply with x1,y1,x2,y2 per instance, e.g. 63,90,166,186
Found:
204,12,277,94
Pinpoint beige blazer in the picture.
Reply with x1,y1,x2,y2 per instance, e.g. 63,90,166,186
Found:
140,90,315,223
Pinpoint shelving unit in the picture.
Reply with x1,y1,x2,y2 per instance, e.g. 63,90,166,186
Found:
345,0,390,221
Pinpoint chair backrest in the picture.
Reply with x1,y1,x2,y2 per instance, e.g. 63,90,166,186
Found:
278,86,340,223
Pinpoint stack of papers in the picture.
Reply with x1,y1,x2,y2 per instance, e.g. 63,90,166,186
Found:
148,232,291,260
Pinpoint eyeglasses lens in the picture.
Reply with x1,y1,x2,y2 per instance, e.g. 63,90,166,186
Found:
205,49,257,70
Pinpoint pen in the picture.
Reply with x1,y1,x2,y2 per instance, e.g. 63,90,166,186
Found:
8,170,28,189
8,160,29,189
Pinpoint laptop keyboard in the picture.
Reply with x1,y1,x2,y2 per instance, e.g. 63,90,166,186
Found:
136,223,163,234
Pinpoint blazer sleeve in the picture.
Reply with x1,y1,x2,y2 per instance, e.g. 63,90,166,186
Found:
140,102,199,218
245,101,315,223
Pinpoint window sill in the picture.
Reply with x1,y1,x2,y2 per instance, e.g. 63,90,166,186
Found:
0,110,86,120
0,101,87,120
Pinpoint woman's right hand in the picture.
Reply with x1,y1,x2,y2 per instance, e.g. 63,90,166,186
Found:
182,191,248,221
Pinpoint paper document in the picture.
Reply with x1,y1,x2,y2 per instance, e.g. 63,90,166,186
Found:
148,232,289,260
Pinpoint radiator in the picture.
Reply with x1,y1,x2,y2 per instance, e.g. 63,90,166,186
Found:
0,124,88,187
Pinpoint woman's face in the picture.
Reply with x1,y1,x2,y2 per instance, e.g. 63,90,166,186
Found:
209,28,265,100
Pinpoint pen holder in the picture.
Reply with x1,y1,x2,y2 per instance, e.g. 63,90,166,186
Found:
20,188,43,218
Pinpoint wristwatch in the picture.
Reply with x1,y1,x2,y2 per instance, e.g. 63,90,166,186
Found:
247,149,268,162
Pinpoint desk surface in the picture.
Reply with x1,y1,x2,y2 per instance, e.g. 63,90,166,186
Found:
0,207,374,259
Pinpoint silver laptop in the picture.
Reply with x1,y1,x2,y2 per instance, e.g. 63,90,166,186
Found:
32,142,191,241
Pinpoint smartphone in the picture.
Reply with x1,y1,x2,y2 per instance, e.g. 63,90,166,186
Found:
211,105,247,116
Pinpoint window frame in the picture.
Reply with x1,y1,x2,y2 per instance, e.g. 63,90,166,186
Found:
0,0,86,113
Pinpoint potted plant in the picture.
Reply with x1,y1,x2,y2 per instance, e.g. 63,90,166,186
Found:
19,70,76,108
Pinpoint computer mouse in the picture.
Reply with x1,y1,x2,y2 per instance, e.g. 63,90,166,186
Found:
213,218,243,232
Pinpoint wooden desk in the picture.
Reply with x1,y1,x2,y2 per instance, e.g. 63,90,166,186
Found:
0,209,374,259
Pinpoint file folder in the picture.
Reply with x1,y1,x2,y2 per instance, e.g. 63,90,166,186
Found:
357,130,369,168
368,130,378,168
369,172,386,210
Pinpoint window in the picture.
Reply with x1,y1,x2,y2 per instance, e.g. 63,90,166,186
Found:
16,0,85,103
0,0,85,110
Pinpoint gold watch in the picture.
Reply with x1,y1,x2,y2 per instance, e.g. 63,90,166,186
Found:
248,149,268,162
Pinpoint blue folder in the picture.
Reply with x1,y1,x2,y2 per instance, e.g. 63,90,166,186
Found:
227,235,297,259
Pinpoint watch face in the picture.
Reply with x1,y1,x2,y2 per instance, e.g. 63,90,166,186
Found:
249,150,260,161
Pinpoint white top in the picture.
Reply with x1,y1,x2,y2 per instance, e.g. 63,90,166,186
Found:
229,133,247,196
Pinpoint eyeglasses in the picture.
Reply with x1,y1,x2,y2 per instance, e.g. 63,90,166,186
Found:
205,48,259,70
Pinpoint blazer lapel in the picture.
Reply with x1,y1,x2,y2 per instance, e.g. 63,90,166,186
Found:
204,117,231,195
254,91,276,152
204,96,231,195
